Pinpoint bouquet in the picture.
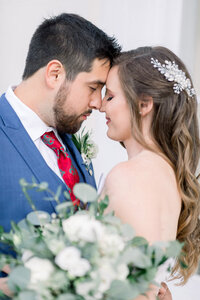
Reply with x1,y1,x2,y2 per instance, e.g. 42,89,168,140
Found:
0,180,182,300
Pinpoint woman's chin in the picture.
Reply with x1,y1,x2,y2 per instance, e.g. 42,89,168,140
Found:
106,131,121,142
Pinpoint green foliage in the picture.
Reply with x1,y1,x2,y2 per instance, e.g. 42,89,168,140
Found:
8,266,30,292
0,180,184,300
73,183,98,203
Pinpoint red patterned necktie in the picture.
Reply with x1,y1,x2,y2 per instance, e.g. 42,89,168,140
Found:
41,131,80,206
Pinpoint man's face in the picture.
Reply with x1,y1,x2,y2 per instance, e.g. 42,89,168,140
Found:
53,58,110,133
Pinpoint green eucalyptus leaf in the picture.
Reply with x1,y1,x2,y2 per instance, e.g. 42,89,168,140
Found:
165,241,183,258
17,219,30,231
37,181,48,191
17,291,37,300
120,223,135,240
73,183,97,203
19,178,28,187
98,195,109,215
55,185,62,200
107,280,140,300
121,247,151,268
26,211,51,226
57,294,77,300
55,202,73,215
151,246,165,266
64,190,71,200
144,267,157,281
0,225,4,235
8,266,30,292
131,236,148,247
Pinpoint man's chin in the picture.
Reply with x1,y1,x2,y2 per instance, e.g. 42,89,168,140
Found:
57,121,83,134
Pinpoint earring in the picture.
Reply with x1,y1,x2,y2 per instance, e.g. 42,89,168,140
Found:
139,111,142,114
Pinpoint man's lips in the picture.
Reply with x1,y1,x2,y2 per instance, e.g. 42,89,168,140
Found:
81,112,92,120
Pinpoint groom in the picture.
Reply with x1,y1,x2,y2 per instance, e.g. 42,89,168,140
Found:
0,13,120,296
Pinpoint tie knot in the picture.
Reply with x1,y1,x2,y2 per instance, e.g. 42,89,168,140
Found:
41,131,66,157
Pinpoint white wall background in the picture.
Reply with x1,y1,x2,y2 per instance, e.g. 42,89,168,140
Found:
0,0,199,182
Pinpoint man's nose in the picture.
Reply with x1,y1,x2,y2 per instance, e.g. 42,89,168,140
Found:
89,95,102,110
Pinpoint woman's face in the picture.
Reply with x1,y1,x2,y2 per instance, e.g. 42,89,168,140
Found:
100,66,132,142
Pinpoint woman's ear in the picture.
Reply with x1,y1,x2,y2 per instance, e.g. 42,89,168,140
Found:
138,96,153,117
45,60,65,89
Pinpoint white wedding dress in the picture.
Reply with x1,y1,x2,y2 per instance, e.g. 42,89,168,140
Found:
155,259,200,300
97,173,200,300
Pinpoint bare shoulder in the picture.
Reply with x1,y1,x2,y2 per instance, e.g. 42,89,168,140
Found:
104,149,179,209
105,150,174,189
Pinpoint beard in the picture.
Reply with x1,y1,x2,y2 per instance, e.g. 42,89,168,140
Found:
53,82,91,134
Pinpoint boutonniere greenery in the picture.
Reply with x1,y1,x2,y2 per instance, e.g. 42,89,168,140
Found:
72,128,98,175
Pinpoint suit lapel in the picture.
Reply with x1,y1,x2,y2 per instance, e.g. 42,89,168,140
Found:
0,95,67,210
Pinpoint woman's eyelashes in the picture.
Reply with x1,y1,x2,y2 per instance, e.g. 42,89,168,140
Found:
106,96,113,101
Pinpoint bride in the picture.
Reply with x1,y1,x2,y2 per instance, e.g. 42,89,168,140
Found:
100,46,200,299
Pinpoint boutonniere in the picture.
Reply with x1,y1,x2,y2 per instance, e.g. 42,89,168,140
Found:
72,128,98,176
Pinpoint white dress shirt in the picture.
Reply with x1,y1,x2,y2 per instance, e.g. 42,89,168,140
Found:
5,86,64,181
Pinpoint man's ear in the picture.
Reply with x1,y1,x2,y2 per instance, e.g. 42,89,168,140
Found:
45,60,65,89
138,96,153,117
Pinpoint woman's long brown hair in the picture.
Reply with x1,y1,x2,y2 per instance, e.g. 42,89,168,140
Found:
114,46,200,283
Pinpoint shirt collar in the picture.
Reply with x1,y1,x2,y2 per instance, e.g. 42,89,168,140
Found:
5,86,64,146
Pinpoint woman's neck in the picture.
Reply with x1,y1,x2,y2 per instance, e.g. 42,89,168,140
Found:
123,137,144,160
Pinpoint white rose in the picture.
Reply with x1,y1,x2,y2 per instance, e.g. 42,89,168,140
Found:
25,257,54,285
91,262,115,294
48,239,65,255
55,246,90,277
99,233,125,257
76,281,95,297
116,264,129,280
62,214,104,243
21,250,34,262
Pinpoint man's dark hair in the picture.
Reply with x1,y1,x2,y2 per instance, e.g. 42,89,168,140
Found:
22,13,121,80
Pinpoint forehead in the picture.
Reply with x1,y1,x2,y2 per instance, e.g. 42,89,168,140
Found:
75,58,111,84
106,66,121,89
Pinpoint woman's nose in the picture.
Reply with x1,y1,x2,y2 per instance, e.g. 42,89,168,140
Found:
99,98,106,112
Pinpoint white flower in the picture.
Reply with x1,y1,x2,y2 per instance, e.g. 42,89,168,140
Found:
76,281,95,297
81,153,91,166
62,214,104,243
21,250,34,262
90,261,116,294
72,128,98,169
97,263,116,293
85,141,98,159
55,246,91,277
116,264,129,280
25,257,54,285
47,239,66,255
99,233,125,257
13,234,21,247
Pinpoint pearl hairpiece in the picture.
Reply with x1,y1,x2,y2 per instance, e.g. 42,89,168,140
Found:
151,58,196,97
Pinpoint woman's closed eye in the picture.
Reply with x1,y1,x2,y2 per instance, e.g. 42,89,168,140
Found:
106,96,113,101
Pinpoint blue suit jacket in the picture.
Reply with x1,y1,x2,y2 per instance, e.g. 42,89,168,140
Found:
0,93,96,241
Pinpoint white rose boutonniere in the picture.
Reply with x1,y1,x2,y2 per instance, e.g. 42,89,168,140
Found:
72,127,98,176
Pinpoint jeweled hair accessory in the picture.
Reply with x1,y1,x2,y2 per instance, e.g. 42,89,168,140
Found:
151,58,196,97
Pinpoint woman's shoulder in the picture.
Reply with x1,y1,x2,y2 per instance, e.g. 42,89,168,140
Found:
105,150,176,194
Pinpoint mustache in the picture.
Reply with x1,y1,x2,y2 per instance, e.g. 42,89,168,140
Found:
80,109,92,116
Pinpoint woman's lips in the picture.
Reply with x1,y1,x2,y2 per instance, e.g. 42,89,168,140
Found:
106,117,111,125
